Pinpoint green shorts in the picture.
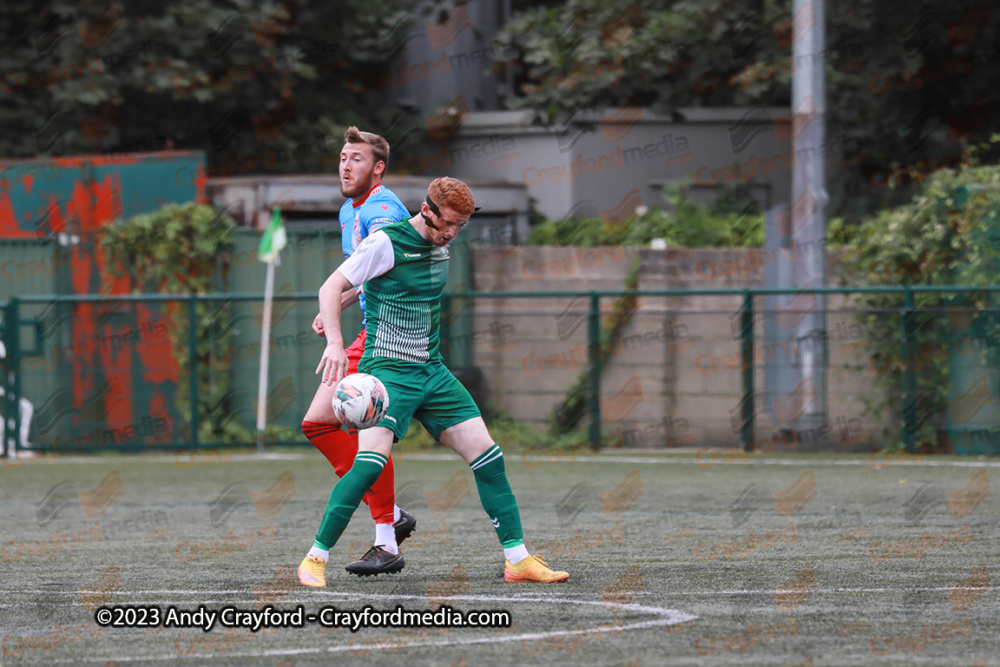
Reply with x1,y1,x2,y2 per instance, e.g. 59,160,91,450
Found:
359,357,481,441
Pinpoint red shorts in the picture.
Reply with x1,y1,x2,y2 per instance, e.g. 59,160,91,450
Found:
345,329,367,374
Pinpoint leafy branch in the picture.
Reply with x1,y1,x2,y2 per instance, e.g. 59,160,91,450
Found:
101,203,252,443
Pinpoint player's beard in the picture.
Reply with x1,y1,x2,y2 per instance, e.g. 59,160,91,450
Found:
340,166,377,199
429,230,452,247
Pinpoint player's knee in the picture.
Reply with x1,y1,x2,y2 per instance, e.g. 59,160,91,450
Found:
302,419,340,440
301,419,318,438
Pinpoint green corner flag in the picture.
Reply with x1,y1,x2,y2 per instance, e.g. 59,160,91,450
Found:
258,208,287,264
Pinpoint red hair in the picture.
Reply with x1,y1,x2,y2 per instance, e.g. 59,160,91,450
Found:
429,177,475,216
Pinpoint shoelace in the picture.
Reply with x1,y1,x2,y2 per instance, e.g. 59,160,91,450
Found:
364,545,400,559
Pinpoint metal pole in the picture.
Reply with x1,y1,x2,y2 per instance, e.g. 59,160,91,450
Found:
189,294,199,448
256,260,276,453
2,300,15,458
588,292,601,451
740,291,755,450
790,0,828,437
9,299,20,457
902,288,917,452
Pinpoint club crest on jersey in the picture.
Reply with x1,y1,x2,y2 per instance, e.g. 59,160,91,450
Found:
432,246,450,259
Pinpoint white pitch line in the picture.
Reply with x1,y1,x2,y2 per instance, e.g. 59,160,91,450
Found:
231,452,1000,468
668,586,993,596
532,455,1000,468
5,589,580,597
9,452,1000,467
515,454,1000,468
5,585,992,600
22,592,696,664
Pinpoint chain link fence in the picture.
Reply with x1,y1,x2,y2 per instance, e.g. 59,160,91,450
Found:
3,287,999,456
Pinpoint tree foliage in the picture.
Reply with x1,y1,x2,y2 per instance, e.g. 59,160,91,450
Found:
101,203,251,442
497,0,999,220
834,137,1000,450
0,0,424,174
100,203,233,293
527,181,764,247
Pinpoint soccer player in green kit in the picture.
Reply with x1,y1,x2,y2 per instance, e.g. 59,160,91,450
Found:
298,177,569,586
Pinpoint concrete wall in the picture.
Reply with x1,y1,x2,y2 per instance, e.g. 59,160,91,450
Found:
205,174,530,244
412,108,798,222
464,245,881,450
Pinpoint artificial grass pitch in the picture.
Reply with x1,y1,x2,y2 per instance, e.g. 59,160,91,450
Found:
0,446,996,665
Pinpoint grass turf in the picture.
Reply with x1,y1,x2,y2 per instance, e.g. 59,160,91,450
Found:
0,446,997,665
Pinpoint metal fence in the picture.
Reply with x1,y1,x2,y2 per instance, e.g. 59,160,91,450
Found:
3,286,1000,457
1,293,348,455
446,286,1000,457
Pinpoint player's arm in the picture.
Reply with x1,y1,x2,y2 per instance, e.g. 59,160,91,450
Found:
312,206,380,336
341,289,360,310
316,230,395,385
361,205,398,235
316,271,353,385
344,210,394,311
346,209,398,314
313,289,360,338
311,289,359,337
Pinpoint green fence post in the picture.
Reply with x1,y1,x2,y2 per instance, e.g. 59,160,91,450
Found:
740,291,754,451
901,288,916,453
10,298,21,456
189,294,199,448
588,292,601,452
1,299,14,457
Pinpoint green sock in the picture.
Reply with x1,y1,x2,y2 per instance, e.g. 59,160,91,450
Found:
470,445,524,547
315,451,388,549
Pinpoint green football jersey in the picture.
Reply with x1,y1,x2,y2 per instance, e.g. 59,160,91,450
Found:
359,221,450,364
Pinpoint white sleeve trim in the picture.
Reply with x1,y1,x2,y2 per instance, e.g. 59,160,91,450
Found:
338,230,395,285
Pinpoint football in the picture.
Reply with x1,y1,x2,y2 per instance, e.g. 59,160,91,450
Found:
331,372,390,429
